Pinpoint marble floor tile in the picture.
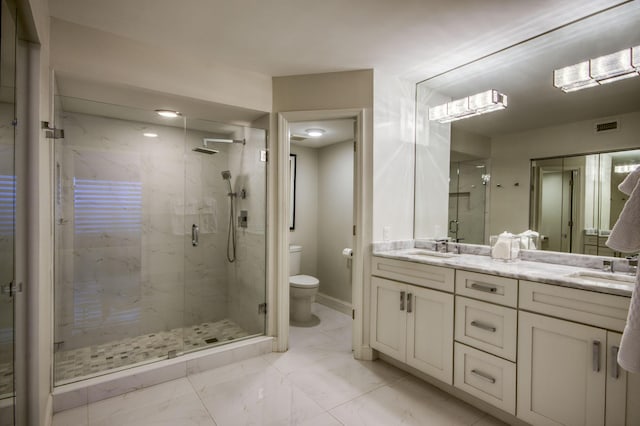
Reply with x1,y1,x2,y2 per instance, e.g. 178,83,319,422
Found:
330,375,485,426
193,366,324,425
52,406,88,426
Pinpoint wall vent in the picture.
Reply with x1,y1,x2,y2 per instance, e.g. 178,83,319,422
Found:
595,120,619,133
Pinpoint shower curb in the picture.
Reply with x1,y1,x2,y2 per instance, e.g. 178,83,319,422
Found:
52,336,273,413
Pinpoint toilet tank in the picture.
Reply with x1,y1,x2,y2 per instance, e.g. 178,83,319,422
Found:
289,245,302,276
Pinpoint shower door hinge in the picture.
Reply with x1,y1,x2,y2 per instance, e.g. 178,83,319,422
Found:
258,303,267,315
41,121,65,139
260,150,268,162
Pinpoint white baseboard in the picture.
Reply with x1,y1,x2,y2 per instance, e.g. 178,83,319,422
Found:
316,292,352,316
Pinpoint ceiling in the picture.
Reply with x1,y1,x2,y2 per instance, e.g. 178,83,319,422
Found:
290,119,355,148
49,0,627,83
422,1,640,137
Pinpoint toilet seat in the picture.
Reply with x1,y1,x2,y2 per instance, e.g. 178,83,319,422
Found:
290,274,319,288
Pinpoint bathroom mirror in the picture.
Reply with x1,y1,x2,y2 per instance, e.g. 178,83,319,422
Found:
290,153,297,230
415,1,640,254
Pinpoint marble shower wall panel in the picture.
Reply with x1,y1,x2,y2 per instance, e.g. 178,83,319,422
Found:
55,111,193,351
226,127,266,334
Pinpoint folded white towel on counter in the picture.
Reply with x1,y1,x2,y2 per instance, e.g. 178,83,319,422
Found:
606,166,640,373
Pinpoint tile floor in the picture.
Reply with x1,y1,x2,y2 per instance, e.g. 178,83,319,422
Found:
55,319,250,384
52,304,507,426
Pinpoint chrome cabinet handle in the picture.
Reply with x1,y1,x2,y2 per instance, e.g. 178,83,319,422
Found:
407,293,413,313
611,346,620,379
192,224,199,247
470,283,497,293
471,369,496,384
593,341,601,372
400,291,405,311
470,320,497,333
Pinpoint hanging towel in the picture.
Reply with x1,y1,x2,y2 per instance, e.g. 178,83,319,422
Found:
606,167,640,373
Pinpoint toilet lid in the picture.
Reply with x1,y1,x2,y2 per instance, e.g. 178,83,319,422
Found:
290,274,319,288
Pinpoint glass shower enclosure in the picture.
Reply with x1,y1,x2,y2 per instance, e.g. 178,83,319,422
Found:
53,97,267,385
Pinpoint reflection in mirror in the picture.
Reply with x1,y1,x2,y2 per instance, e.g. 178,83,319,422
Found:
531,149,640,255
448,158,489,244
415,1,640,258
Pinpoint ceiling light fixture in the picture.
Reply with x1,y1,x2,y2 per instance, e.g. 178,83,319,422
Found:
428,89,508,123
305,128,325,137
143,132,158,138
614,164,640,174
155,109,181,118
553,46,640,93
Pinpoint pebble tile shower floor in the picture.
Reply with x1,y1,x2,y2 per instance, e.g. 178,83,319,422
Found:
54,318,250,383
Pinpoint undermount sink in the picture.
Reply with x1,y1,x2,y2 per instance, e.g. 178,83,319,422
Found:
568,271,635,286
402,249,456,258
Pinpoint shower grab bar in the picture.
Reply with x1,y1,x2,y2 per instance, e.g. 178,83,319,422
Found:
192,224,199,247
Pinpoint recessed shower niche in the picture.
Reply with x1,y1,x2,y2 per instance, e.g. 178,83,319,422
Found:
52,96,267,385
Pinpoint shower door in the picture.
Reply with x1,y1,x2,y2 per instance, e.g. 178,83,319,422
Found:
0,0,16,422
182,119,267,350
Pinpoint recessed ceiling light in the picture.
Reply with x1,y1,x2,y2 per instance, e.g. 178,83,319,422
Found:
305,128,325,137
143,132,158,138
155,109,181,118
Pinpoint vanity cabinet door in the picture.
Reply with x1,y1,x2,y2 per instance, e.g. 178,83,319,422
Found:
606,332,640,425
406,286,453,384
370,276,407,361
518,311,606,426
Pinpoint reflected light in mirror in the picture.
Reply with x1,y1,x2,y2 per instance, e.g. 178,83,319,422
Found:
614,164,640,173
428,89,507,123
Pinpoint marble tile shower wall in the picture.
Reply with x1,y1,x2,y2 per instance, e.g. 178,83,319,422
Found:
55,112,231,351
226,128,267,335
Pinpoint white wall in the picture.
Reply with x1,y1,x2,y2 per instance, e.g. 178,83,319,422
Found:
288,145,318,277
451,128,491,161
317,141,354,303
489,110,640,235
50,19,272,113
372,71,415,242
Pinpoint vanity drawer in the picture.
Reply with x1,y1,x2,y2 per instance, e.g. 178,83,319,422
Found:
584,235,598,245
371,256,454,293
455,296,517,361
455,271,518,307
454,342,516,415
519,280,630,332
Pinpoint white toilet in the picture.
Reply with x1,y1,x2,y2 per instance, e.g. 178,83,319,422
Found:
289,245,320,323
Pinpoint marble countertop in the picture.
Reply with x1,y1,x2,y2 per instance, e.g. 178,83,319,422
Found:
373,248,635,297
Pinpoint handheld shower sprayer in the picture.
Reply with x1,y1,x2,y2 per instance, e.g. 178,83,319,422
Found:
222,170,236,262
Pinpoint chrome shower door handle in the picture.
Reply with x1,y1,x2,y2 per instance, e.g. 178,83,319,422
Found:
192,224,199,247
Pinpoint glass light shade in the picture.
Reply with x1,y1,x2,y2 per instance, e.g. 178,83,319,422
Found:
633,46,640,68
143,132,158,138
614,164,640,174
305,128,325,137
468,90,507,113
155,109,181,118
428,103,448,121
447,98,470,117
553,61,596,91
590,49,634,80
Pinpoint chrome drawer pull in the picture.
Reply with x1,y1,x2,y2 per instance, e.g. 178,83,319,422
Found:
407,293,413,313
611,346,620,379
471,369,496,384
470,320,497,333
470,283,497,293
400,291,405,311
593,341,601,372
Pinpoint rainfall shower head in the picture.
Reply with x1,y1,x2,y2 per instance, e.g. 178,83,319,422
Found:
192,147,219,155
221,170,232,180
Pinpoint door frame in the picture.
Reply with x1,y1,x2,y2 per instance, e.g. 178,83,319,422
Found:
271,108,370,358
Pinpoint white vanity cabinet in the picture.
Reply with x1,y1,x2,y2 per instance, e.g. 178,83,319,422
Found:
370,257,454,384
517,281,636,426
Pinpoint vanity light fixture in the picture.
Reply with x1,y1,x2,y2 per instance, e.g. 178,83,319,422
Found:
553,46,640,93
155,109,181,118
305,128,325,137
428,89,508,123
143,132,158,138
614,164,640,174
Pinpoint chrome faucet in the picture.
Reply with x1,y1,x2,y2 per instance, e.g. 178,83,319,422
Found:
435,238,449,253
603,259,613,273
